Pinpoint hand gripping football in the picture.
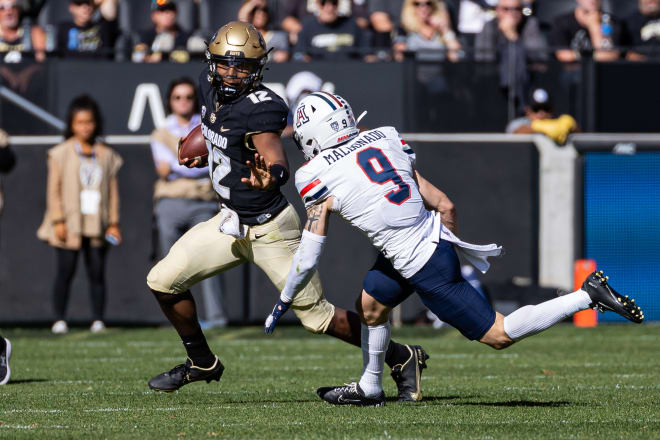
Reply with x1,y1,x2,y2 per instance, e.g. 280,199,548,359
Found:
178,124,208,165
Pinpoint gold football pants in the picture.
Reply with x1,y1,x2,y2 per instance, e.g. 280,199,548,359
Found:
147,204,334,333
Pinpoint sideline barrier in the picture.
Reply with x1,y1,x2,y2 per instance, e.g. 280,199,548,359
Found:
2,133,658,323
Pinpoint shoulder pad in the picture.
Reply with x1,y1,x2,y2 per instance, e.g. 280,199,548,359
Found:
245,93,288,134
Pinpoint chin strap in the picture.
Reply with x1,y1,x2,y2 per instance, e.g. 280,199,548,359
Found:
356,111,368,125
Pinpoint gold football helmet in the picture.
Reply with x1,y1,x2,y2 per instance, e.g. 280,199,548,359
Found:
206,21,269,101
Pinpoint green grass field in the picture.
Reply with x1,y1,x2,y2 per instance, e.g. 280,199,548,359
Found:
0,324,658,439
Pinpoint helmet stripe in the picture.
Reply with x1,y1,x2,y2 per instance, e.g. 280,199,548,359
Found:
310,93,336,111
319,91,343,108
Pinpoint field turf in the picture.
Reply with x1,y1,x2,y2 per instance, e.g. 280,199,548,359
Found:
0,324,658,439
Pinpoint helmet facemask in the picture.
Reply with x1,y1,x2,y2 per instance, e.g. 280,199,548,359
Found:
206,52,266,101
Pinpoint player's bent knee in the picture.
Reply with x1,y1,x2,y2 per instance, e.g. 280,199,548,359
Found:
146,251,191,295
146,263,179,294
479,313,514,350
362,309,388,326
293,299,335,334
360,290,390,326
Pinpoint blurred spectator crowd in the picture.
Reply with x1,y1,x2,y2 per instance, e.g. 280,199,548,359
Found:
0,0,657,64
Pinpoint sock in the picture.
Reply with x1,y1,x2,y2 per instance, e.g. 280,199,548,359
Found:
360,324,368,376
358,322,390,398
384,340,410,368
181,330,215,368
503,289,592,341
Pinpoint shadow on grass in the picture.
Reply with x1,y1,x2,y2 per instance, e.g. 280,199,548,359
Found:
386,395,473,403
7,379,48,385
460,400,573,407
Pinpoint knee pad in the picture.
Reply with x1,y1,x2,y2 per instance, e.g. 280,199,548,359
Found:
292,299,335,334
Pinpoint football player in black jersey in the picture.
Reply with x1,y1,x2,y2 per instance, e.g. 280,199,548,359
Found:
146,21,429,402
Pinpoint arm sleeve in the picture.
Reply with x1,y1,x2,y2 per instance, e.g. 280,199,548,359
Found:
295,168,331,209
151,139,207,179
108,174,120,225
46,151,65,223
108,150,122,225
150,139,174,166
280,230,326,302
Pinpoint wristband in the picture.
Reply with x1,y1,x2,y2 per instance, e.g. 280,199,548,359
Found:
270,164,289,187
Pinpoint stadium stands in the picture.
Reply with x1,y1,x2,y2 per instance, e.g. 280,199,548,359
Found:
18,0,658,62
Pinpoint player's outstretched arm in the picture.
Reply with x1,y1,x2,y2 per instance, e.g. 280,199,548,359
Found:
264,198,333,334
413,169,458,234
242,132,290,190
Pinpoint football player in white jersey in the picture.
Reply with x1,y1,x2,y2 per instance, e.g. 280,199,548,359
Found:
264,92,644,406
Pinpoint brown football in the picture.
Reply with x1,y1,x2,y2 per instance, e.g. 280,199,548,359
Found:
178,124,208,164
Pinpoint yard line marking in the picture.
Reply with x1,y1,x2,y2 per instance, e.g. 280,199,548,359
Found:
83,407,183,413
0,425,70,430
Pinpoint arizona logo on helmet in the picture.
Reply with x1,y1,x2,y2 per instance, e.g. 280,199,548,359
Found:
296,105,309,128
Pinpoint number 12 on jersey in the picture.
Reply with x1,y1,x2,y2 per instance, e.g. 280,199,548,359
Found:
357,147,410,205
209,140,231,199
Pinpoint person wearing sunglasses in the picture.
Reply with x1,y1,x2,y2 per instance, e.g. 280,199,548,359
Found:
396,0,462,62
0,0,46,63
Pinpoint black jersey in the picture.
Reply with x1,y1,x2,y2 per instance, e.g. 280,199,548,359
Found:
198,69,289,225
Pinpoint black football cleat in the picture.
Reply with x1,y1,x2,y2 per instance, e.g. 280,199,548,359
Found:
148,356,224,392
0,338,11,385
582,271,644,323
317,382,385,407
391,345,429,402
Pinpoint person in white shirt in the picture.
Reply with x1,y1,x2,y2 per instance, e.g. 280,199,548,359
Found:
264,91,644,406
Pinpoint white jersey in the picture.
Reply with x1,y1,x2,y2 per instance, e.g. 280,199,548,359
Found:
295,126,440,278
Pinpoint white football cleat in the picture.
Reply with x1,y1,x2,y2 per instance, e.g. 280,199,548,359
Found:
51,320,69,335
0,338,11,385
90,320,106,333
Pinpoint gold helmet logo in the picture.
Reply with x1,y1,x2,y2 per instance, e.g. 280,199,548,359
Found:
208,21,267,59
